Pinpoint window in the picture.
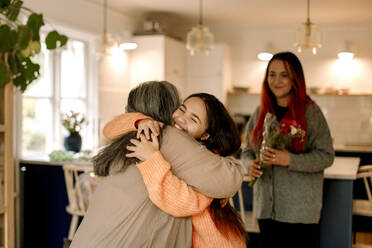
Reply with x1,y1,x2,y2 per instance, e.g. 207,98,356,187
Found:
18,29,98,158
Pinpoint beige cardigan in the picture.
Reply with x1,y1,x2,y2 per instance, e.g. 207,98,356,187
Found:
70,115,244,247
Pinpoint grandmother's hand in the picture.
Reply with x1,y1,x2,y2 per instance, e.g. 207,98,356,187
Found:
261,147,290,167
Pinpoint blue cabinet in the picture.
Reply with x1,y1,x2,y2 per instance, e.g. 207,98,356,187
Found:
20,162,71,248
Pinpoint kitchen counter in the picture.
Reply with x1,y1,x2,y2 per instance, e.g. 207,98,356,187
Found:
334,144,372,153
324,157,360,180
20,156,93,166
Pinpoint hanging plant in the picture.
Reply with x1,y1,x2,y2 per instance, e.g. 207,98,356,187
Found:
0,0,68,92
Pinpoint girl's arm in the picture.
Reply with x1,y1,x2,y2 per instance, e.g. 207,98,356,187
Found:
103,112,148,140
105,113,244,198
136,151,213,217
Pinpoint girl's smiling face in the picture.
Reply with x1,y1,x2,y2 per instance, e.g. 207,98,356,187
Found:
171,97,209,140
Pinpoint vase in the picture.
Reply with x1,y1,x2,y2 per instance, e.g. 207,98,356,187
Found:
64,132,82,153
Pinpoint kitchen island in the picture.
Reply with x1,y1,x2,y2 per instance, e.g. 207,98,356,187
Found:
238,156,360,248
319,157,360,248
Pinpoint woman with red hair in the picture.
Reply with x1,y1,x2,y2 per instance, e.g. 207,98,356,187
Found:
241,52,334,248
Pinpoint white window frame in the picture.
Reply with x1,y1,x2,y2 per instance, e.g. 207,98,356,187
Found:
15,25,99,159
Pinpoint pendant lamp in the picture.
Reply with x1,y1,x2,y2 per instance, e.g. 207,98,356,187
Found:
186,0,214,56
294,0,322,55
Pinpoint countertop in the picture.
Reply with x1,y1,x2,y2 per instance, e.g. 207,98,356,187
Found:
324,157,360,180
334,144,372,153
20,155,361,180
242,156,361,181
20,156,93,167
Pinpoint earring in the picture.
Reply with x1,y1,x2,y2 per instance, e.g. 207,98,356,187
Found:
200,133,210,141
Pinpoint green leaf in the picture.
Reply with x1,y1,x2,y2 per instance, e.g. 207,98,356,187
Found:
5,0,23,21
0,60,11,87
45,30,68,49
26,13,44,41
0,0,11,8
30,40,41,54
12,56,40,92
17,25,32,50
0,25,17,52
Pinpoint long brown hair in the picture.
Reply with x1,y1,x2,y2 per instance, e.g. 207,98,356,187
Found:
186,93,248,241
250,52,313,152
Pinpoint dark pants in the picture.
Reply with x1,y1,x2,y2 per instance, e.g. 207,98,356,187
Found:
258,219,318,248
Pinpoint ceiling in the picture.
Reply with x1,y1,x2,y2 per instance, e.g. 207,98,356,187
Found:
89,0,372,26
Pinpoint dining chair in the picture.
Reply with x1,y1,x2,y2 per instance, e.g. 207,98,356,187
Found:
63,164,98,240
230,175,260,233
352,165,372,247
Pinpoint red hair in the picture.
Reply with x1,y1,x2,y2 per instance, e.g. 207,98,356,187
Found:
250,52,313,153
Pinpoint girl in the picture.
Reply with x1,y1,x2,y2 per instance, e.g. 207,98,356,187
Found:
104,93,247,247
241,52,334,248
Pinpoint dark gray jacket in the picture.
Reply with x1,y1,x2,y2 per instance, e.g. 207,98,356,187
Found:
241,102,334,224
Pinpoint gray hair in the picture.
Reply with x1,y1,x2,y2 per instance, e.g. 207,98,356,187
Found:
125,81,180,125
94,80,180,176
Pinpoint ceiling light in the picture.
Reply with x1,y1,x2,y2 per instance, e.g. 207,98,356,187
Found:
119,31,138,51
186,0,214,56
294,0,322,55
257,42,274,61
257,52,273,61
120,42,137,50
337,41,354,60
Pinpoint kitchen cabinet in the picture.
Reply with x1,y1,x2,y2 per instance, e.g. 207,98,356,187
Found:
130,34,187,98
186,44,232,104
0,83,15,248
20,161,71,248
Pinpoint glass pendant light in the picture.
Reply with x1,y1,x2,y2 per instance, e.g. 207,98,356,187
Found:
294,0,322,55
96,0,136,59
186,0,214,56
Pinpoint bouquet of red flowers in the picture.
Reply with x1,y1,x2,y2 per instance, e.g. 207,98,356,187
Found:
248,113,305,187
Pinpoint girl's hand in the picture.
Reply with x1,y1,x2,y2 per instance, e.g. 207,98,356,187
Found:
261,147,290,167
137,119,164,139
126,134,159,161
248,159,262,179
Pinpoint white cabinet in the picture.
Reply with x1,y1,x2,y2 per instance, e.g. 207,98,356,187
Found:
130,35,187,98
186,44,232,104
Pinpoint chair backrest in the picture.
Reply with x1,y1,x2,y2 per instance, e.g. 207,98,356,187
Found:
230,176,260,233
63,164,98,216
356,165,372,207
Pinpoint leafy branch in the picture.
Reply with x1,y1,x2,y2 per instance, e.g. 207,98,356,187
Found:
0,0,68,92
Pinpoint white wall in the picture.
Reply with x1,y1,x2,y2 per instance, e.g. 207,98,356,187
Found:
208,23,372,94
227,93,372,146
186,44,231,103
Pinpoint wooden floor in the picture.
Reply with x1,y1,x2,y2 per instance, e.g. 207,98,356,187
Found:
354,232,372,247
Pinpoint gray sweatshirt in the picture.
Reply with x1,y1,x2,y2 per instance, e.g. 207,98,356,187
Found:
241,102,335,224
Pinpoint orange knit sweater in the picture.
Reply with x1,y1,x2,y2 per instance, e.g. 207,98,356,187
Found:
103,113,245,248
137,152,246,248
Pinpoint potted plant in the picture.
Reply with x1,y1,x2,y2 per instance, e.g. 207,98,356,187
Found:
0,0,68,92
61,110,85,153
